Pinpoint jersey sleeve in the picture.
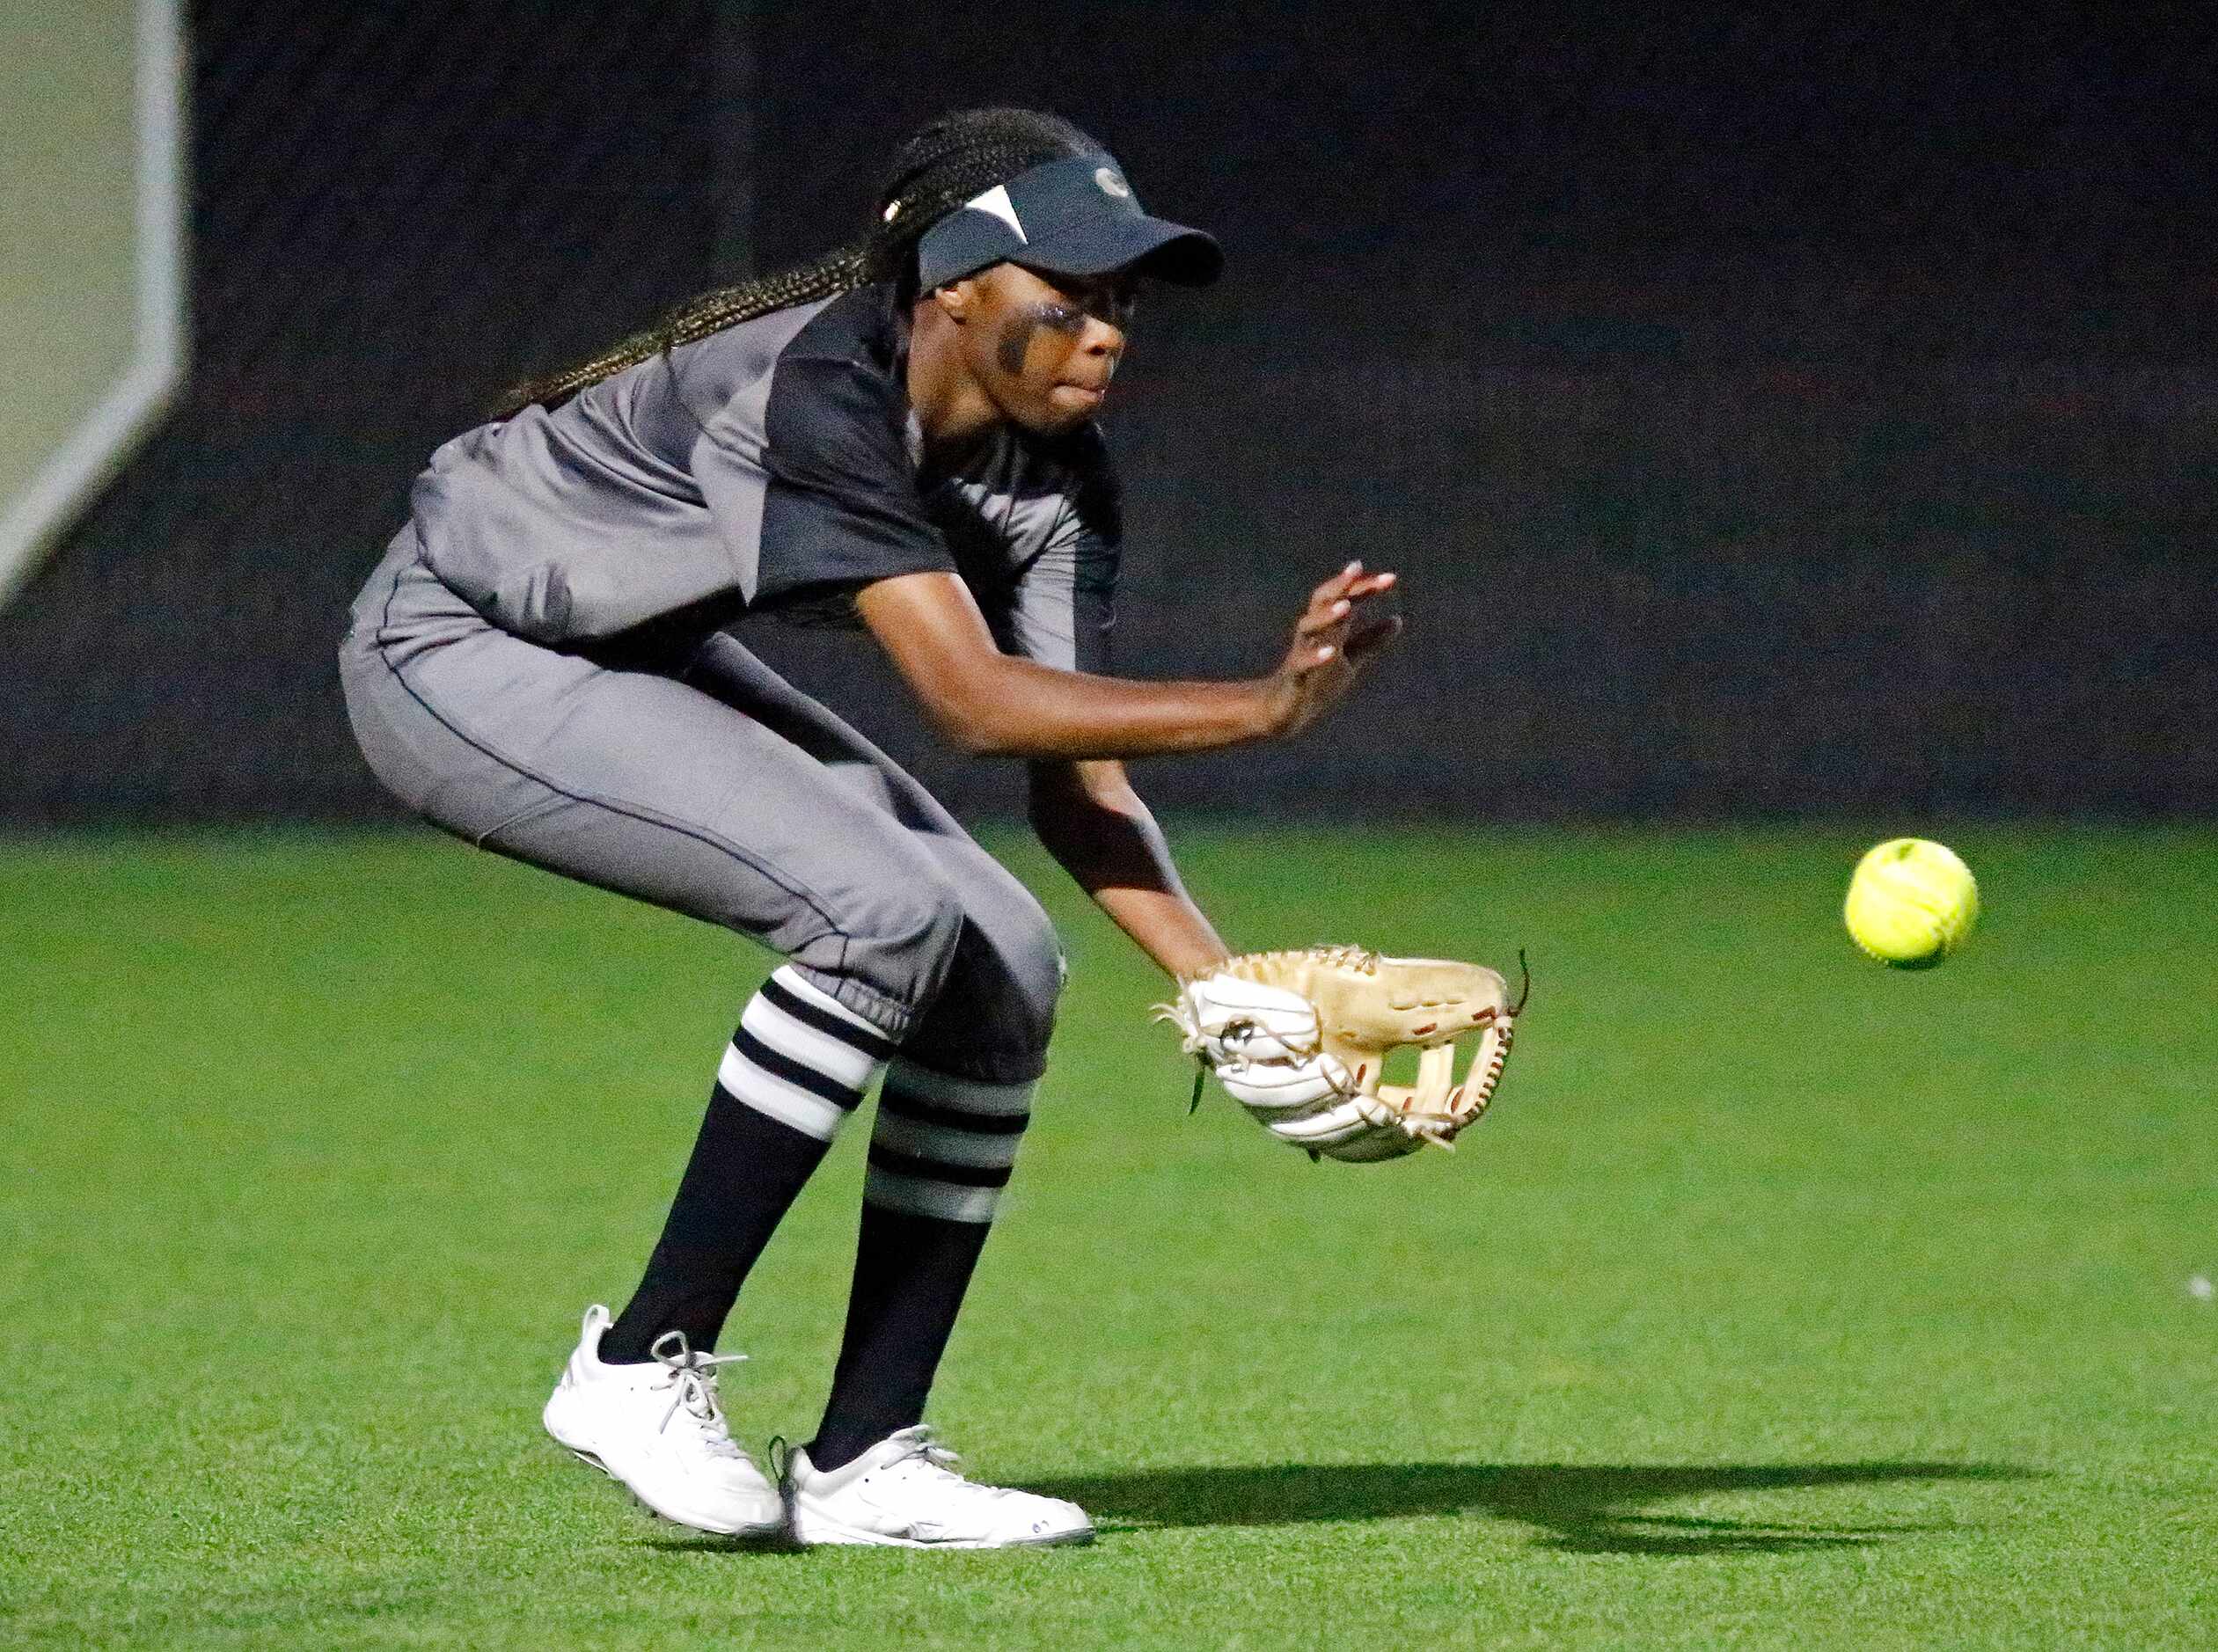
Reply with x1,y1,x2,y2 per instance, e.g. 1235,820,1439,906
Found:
704,353,956,614
998,443,1122,674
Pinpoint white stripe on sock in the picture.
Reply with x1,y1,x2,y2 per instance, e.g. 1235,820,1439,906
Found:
870,1110,1024,1170
717,1041,848,1142
882,1061,1036,1117
742,992,885,1094
862,1163,1002,1224
773,966,893,1037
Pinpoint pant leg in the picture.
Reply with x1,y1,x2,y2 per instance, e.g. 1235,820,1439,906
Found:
683,633,1066,1084
338,537,963,1039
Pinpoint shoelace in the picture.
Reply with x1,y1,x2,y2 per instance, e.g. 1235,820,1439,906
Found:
878,1425,1011,1500
647,1330,748,1458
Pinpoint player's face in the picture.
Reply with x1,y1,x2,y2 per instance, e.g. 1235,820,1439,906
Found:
958,263,1137,435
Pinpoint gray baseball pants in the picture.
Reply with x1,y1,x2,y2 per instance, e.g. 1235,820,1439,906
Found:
338,528,1063,1084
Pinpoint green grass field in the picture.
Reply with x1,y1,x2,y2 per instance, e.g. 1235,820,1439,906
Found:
4,825,2214,1648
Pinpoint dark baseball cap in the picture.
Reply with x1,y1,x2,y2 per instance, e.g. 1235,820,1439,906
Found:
912,152,1223,292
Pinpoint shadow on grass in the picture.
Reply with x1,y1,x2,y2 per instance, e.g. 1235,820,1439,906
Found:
641,1535,806,1556
1024,1460,2032,1555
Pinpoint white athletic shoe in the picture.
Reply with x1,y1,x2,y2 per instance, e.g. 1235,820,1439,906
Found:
541,1305,783,1537
783,1425,1094,1549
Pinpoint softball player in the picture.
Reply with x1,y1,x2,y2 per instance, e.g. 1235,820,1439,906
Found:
339,106,1399,1549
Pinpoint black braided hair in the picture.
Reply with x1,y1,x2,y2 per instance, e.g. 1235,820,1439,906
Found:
495,108,1098,417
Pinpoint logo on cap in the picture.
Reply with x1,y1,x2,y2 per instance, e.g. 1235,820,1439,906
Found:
963,183,1028,243
1094,166,1131,199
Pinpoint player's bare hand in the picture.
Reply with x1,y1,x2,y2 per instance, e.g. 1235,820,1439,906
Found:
1262,561,1402,737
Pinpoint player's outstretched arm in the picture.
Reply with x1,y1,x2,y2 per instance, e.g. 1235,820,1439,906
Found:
854,561,1402,761
1026,757,1229,979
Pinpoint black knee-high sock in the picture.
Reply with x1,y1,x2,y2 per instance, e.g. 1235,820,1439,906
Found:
603,967,897,1364
809,1060,1034,1470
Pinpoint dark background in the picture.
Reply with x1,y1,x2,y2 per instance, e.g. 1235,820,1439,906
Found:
4,0,2212,824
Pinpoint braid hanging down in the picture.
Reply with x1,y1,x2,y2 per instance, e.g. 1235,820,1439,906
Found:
495,108,1098,418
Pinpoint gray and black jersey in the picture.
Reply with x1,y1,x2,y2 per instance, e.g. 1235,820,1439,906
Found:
410,282,1121,671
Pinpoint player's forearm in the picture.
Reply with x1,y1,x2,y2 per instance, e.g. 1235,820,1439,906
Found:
858,564,1397,763
1028,763,1230,978
942,656,1280,760
1088,884,1231,980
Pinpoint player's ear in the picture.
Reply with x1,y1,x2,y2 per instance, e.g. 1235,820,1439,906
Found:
933,279,977,325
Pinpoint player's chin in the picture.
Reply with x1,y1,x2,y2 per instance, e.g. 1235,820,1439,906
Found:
1030,383,1106,430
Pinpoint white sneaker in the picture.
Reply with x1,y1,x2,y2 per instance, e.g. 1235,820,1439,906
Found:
783,1425,1094,1549
541,1305,783,1537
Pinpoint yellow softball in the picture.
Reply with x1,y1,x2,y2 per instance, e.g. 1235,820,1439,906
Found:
1843,838,1980,969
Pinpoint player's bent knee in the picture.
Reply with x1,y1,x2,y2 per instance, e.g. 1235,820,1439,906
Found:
1005,898,1067,1020
902,889,1065,1085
